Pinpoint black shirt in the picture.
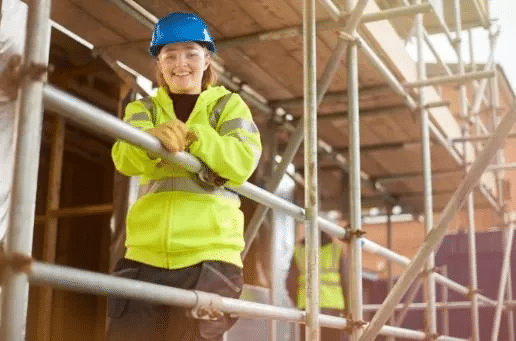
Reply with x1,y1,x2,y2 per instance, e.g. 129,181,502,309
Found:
169,92,200,122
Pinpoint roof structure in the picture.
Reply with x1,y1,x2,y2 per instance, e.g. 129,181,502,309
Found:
45,0,505,217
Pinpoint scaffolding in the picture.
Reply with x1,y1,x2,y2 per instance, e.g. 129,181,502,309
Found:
1,0,516,340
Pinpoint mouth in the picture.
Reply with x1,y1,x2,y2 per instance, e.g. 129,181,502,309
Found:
173,71,191,77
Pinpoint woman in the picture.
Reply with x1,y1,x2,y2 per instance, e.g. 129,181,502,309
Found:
106,12,262,341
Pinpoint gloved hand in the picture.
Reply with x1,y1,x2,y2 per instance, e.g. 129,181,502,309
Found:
147,120,197,153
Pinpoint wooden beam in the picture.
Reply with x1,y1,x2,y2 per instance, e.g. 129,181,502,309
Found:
35,204,114,224
37,117,65,341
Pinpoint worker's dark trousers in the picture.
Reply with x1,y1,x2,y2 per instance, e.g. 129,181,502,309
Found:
104,258,243,341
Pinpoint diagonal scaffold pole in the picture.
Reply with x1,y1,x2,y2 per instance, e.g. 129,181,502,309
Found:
359,101,516,341
242,0,371,258
40,83,497,310
0,0,52,340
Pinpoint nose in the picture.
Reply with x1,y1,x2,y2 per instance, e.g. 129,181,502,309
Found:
177,52,188,65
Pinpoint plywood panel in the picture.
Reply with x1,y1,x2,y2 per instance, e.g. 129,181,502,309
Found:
51,0,125,46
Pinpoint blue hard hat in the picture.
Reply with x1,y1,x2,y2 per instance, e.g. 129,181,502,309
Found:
149,12,216,57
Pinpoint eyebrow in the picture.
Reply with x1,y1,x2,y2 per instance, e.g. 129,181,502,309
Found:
162,46,203,52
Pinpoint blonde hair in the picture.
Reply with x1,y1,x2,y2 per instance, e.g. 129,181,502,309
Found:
155,47,217,92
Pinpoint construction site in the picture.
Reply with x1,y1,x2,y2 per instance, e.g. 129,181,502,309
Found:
2,0,516,340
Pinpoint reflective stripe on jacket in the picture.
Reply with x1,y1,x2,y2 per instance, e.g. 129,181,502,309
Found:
293,243,346,310
111,85,262,270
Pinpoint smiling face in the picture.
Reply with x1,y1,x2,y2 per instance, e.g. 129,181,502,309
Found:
157,42,211,94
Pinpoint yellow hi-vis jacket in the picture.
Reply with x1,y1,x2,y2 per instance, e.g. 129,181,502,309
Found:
293,242,346,310
112,85,262,270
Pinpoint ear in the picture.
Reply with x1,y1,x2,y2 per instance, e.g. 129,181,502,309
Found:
203,53,211,71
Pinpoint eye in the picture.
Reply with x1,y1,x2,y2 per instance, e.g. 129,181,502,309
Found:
187,51,201,58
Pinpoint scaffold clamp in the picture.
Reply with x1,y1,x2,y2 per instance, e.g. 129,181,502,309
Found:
420,267,438,277
466,287,480,300
337,30,358,44
343,228,366,242
188,290,225,321
342,314,367,334
1,54,50,101
0,250,33,282
423,333,439,341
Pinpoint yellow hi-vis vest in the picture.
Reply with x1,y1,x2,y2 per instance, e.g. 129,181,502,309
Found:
293,242,345,310
112,86,262,270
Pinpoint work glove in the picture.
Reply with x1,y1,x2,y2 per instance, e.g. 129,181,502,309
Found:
147,120,197,153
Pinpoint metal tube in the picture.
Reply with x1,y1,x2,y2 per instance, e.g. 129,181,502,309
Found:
303,0,320,339
359,101,516,341
17,260,464,340
453,133,516,144
404,70,495,89
0,0,52,340
386,207,394,341
375,169,464,184
215,3,431,48
41,85,350,240
346,1,363,340
415,0,437,335
357,39,490,216
441,266,450,336
451,0,467,123
27,261,345,327
452,1,480,337
358,36,417,110
435,274,496,306
466,156,480,341
469,29,499,118
363,3,430,22
317,0,340,20
491,219,516,341
423,31,452,76
394,276,423,326
491,57,515,340
363,228,493,306
507,271,516,341
341,0,371,34
243,0,371,257
365,300,496,311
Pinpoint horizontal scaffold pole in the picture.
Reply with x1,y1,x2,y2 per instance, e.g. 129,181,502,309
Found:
0,256,468,341
41,85,346,239
405,70,495,88
41,85,492,307
360,101,516,340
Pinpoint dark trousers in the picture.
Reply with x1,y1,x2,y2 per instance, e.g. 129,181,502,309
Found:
105,258,243,341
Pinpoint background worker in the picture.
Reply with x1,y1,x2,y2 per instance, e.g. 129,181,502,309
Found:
106,12,262,341
286,230,349,341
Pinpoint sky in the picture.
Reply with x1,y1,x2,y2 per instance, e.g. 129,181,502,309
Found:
414,0,516,90
486,0,516,87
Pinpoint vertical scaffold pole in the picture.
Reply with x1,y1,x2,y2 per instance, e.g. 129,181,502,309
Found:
465,130,480,341
345,0,363,339
490,46,515,340
302,0,320,339
415,0,437,336
491,217,516,341
0,0,52,340
441,265,450,335
452,1,480,339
